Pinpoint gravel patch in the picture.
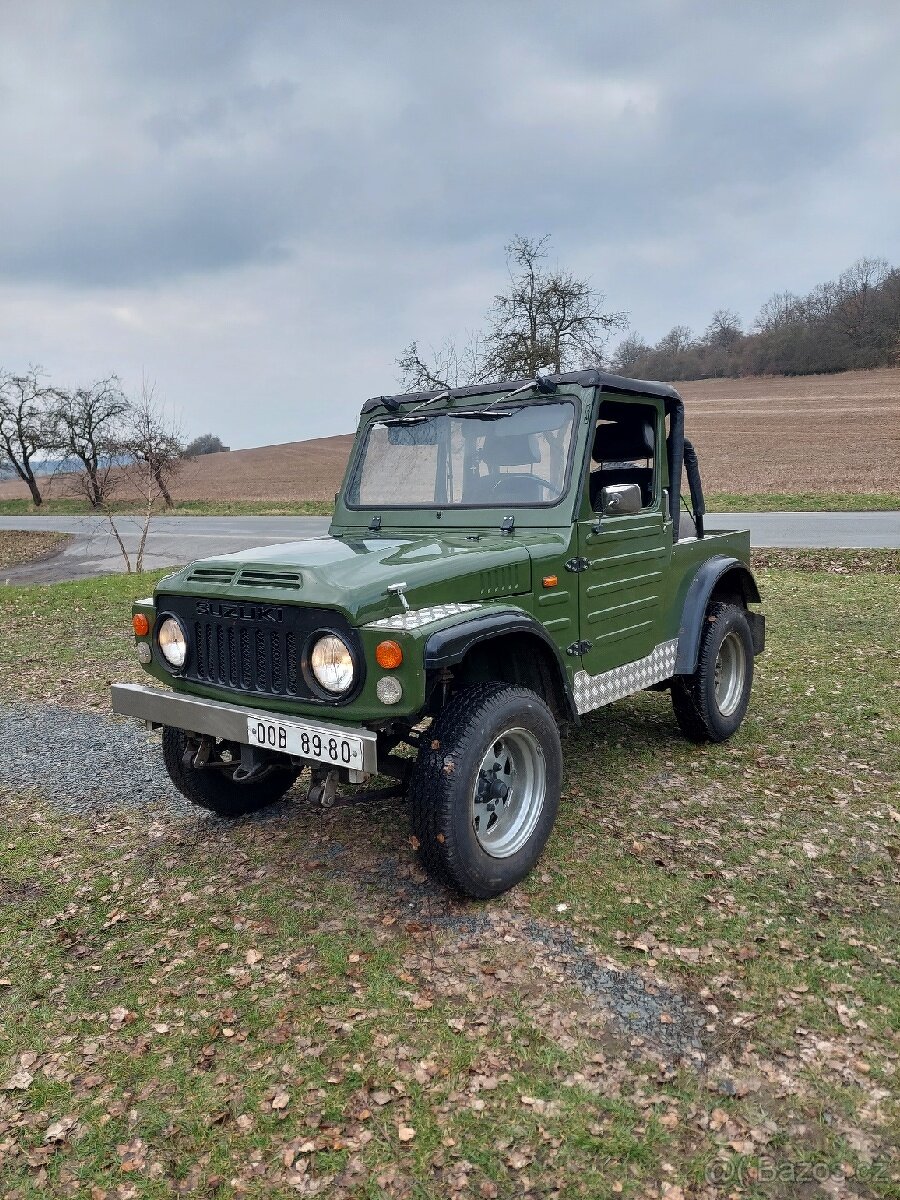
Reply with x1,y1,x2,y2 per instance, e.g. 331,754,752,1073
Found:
523,919,709,1062
0,700,189,814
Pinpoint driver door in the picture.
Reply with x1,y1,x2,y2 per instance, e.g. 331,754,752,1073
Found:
574,398,672,696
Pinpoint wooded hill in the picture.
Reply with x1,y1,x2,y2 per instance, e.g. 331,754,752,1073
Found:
613,257,900,382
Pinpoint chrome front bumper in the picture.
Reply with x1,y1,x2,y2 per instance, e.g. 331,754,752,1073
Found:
110,683,379,772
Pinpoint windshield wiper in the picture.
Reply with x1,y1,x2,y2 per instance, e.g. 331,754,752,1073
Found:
382,389,452,424
450,409,513,420
382,407,513,427
407,389,452,415
481,375,557,411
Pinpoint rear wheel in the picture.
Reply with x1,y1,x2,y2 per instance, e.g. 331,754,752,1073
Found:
671,602,754,743
408,683,562,899
162,727,297,817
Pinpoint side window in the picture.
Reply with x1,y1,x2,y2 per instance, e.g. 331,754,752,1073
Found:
588,401,657,512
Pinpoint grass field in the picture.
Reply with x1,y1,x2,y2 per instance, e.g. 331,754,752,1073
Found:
1,493,898,520
0,553,897,1196
705,492,900,513
0,499,336,518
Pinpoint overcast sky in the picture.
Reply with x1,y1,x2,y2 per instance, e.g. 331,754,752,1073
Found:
1,2,898,448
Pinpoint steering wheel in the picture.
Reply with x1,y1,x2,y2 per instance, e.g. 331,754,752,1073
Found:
490,474,555,496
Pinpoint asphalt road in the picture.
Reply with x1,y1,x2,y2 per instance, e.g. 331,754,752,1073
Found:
1,511,898,583
0,515,330,583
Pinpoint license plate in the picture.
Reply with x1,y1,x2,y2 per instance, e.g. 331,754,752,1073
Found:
247,716,365,770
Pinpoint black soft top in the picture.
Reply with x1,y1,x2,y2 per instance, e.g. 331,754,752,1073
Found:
362,370,682,415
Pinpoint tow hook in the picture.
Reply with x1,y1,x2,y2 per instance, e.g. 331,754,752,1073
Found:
184,736,212,770
232,743,271,783
305,765,406,809
307,767,340,808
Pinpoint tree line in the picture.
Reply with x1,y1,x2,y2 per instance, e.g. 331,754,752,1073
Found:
611,256,900,381
397,243,900,390
0,366,228,509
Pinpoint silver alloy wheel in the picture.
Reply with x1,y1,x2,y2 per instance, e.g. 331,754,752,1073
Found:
471,727,546,858
714,630,747,717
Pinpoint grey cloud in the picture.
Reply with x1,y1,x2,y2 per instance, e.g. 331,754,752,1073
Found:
0,0,897,446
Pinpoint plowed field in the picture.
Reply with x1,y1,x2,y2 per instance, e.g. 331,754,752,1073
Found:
1,367,896,502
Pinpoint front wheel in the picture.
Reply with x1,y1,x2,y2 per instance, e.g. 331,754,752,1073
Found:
671,602,755,743
408,684,562,899
162,727,297,817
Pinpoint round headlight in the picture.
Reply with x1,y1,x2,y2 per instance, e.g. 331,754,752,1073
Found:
310,634,354,694
157,615,188,669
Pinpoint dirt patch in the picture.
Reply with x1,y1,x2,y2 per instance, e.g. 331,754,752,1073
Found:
0,368,897,504
0,530,70,571
0,876,46,906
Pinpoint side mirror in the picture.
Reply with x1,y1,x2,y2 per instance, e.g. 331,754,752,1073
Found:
601,482,643,516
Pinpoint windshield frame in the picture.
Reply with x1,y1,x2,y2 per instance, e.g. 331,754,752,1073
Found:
343,394,581,512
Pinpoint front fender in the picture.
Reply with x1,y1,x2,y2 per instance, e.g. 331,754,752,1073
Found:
423,609,578,721
674,556,763,675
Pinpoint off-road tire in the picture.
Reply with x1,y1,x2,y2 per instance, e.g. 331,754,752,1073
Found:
671,602,754,743
162,727,297,817
408,683,562,899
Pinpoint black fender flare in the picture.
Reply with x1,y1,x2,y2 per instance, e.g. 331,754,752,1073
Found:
423,609,579,721
674,556,764,675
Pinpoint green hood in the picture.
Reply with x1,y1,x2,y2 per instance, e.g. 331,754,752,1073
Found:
161,532,544,624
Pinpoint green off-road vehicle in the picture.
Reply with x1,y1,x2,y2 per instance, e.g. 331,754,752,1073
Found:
112,371,764,898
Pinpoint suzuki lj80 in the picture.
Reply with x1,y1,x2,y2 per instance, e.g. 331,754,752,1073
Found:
113,371,764,898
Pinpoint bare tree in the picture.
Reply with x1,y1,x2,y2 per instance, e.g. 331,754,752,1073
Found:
485,235,627,378
123,379,184,508
396,334,486,392
702,308,743,351
0,366,58,507
113,450,175,574
655,325,694,357
72,380,184,573
604,255,900,381
53,376,129,507
395,234,627,390
610,333,652,374
832,256,891,348
752,290,801,334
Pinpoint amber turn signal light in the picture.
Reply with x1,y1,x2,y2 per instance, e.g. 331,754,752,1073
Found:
375,639,403,669
542,575,558,588
132,613,150,637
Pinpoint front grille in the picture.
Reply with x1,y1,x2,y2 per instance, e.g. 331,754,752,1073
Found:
156,594,362,704
192,620,301,694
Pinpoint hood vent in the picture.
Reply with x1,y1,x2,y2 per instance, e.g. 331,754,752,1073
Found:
187,565,237,585
479,563,524,598
236,568,303,590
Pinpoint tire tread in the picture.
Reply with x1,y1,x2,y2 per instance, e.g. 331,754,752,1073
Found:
162,727,295,817
671,602,753,743
408,683,560,897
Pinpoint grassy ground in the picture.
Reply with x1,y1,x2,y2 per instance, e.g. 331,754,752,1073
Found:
705,492,900,513
1,494,898,518
0,499,335,518
0,553,897,1197
0,530,70,571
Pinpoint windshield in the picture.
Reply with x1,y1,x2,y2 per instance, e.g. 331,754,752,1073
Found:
346,399,576,509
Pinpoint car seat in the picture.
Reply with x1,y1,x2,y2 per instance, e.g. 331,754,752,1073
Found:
589,417,655,510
